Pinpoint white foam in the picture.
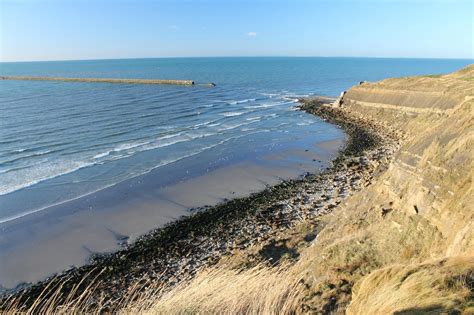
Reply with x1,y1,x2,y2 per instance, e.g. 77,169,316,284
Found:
244,101,288,109
0,160,93,196
192,121,214,128
113,141,150,152
227,98,256,105
142,133,190,150
244,104,273,109
0,125,286,225
246,116,262,121
220,111,246,117
0,134,190,196
217,120,257,131
260,92,278,98
281,96,300,102
93,151,111,159
0,134,251,225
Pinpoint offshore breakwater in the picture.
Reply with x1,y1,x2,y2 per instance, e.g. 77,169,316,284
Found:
0,76,212,86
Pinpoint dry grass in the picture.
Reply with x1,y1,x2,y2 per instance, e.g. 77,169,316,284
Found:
2,265,305,315
5,255,472,314
135,265,304,315
347,256,474,315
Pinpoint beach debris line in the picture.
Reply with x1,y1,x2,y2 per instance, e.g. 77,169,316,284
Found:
0,76,216,87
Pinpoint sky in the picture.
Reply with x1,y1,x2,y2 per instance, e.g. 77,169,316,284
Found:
0,0,473,62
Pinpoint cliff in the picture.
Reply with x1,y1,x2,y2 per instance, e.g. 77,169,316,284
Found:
317,65,474,313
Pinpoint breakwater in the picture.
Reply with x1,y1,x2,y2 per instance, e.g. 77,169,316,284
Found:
0,76,200,86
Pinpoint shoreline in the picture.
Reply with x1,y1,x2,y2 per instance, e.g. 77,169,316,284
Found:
0,111,344,290
1,96,401,311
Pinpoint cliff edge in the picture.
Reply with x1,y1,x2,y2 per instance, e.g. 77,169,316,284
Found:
336,65,473,313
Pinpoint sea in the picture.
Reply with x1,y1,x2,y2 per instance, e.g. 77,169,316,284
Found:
0,57,471,225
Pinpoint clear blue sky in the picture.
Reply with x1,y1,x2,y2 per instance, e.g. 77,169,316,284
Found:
1,0,473,62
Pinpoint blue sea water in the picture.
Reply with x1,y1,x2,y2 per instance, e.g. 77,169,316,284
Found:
0,57,471,224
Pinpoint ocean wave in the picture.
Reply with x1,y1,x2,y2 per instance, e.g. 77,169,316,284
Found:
0,164,33,175
191,121,215,128
0,134,192,196
93,140,152,160
284,94,309,98
227,98,256,105
138,131,218,152
259,92,278,98
281,96,300,102
93,151,111,159
217,120,258,132
0,149,54,166
241,127,256,132
220,111,247,117
246,116,262,121
244,101,288,109
0,133,254,224
1,107,284,192
0,160,94,196
113,141,150,152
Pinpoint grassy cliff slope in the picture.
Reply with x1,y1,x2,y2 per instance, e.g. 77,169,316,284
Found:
333,65,474,314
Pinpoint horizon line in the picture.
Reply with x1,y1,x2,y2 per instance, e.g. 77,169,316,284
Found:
2,55,473,64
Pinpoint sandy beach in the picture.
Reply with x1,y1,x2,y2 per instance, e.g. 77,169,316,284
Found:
1,95,401,309
0,109,344,290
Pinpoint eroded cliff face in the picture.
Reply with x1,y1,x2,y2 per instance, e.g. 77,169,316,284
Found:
343,66,473,256
337,65,473,313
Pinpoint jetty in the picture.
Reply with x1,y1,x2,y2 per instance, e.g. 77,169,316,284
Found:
0,76,216,86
